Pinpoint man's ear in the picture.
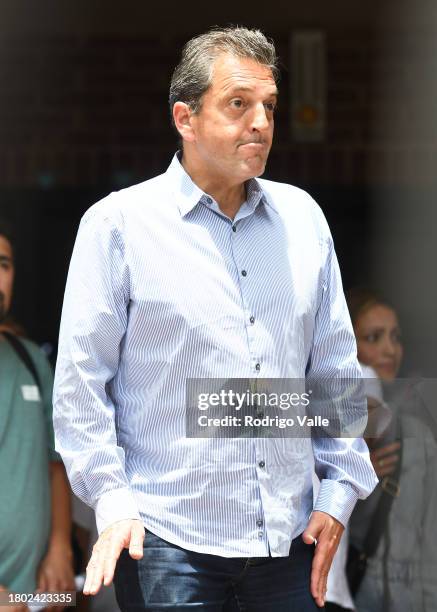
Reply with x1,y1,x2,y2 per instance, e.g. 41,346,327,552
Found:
173,102,196,143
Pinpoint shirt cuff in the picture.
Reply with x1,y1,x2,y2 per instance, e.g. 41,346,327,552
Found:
94,487,142,535
313,479,359,527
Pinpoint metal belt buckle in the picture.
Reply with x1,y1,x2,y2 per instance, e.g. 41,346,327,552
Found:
381,476,400,497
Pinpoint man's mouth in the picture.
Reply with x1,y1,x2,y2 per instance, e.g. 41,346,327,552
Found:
238,141,268,154
239,140,265,147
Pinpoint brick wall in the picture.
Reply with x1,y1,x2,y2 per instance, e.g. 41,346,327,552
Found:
0,28,436,187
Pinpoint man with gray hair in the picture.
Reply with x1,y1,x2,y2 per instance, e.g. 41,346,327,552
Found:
54,26,377,611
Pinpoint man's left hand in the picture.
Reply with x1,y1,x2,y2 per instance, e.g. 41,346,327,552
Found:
302,510,344,608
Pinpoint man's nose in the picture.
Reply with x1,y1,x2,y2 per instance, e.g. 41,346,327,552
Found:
250,103,270,132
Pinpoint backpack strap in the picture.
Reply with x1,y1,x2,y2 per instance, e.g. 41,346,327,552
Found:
2,331,42,392
364,420,403,558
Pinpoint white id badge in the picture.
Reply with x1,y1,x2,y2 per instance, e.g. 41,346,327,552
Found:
21,384,41,402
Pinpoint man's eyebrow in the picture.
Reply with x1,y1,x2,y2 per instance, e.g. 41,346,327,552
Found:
225,85,278,97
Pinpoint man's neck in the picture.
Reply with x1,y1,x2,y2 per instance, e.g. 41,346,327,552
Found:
181,154,246,220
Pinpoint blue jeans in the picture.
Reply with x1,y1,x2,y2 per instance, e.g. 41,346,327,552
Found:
113,530,322,611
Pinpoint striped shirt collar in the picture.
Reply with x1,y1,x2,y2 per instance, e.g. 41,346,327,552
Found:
167,151,278,217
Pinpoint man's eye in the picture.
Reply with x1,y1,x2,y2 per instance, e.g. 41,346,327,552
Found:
230,99,243,108
265,102,276,112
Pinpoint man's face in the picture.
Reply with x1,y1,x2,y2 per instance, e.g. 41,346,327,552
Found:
0,235,14,322
188,53,277,185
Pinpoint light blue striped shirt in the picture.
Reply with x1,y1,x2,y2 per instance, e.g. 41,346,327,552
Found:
53,153,377,557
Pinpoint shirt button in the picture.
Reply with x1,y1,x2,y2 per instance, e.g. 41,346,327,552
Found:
258,531,264,539
255,363,260,371
258,460,265,468
256,519,263,527
241,270,247,277
249,316,255,324
232,225,237,232
206,197,213,204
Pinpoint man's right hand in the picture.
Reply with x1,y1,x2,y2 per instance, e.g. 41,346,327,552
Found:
83,519,145,596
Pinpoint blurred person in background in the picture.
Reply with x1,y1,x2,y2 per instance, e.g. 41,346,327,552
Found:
347,288,437,611
0,218,75,610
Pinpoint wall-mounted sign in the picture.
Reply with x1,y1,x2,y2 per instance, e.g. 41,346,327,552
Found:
290,30,326,142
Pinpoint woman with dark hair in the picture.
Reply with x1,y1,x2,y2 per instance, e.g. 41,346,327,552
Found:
347,288,437,612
